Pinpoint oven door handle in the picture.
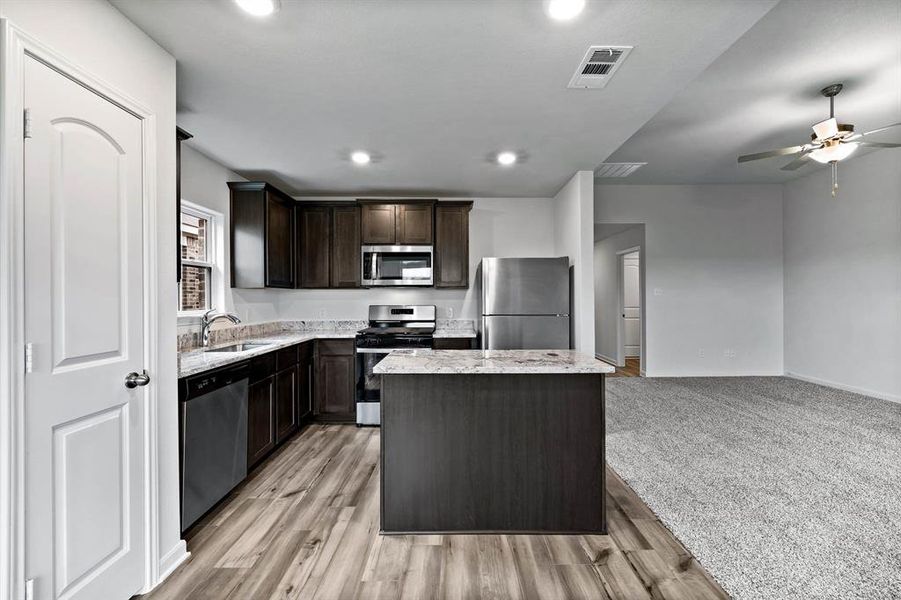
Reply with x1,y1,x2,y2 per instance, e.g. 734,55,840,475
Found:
355,348,396,354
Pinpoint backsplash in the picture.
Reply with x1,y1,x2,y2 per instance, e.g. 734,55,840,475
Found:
177,320,365,351
177,318,476,351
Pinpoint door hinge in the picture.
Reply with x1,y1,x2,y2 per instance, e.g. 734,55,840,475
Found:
23,108,32,139
24,343,33,374
24,578,34,600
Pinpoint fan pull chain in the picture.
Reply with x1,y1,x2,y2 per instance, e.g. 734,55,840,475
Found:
831,162,838,197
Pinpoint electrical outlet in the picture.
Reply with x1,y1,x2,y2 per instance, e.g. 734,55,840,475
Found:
653,288,663,296
318,308,327,318
698,348,705,358
447,307,454,318
724,348,736,359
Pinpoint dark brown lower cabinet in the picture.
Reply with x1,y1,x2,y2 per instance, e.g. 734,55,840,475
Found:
247,375,275,468
275,366,298,444
314,339,356,422
297,342,314,421
433,337,476,350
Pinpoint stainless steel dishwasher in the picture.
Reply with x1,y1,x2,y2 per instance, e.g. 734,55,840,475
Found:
179,361,249,531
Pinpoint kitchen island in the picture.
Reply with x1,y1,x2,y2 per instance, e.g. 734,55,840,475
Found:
374,349,614,534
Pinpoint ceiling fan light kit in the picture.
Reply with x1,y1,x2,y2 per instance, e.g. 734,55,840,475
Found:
736,83,901,197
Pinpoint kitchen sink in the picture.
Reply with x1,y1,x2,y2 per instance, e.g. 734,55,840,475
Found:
205,342,272,353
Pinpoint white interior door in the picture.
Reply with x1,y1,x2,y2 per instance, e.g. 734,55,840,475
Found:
622,252,641,358
24,55,146,600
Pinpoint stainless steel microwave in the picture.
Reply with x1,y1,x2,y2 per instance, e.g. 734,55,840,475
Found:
361,245,433,286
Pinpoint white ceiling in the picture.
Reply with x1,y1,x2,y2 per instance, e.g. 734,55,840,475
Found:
600,0,901,184
110,0,777,197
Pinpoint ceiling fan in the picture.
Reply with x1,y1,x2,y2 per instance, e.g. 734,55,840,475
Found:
737,83,901,196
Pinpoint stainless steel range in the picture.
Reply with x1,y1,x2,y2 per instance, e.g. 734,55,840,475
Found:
355,304,436,425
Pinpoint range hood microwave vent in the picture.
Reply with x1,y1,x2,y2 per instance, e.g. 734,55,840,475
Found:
568,46,633,89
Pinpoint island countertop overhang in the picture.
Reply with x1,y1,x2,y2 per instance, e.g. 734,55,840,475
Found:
373,348,615,375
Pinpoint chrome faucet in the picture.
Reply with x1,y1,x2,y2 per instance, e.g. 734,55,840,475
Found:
201,309,241,347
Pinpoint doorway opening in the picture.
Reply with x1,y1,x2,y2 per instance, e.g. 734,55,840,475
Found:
615,249,641,377
593,224,645,377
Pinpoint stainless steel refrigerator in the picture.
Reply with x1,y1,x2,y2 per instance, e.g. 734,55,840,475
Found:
480,257,571,350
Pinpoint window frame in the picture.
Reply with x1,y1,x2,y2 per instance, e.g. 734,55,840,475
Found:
178,201,225,320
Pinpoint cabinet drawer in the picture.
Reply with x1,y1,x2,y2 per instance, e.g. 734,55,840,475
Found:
276,344,299,370
250,353,276,383
317,339,354,356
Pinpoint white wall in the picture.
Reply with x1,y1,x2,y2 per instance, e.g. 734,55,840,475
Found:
553,172,595,354
0,0,180,590
275,196,557,321
595,184,784,376
594,226,645,365
783,150,901,402
178,145,281,325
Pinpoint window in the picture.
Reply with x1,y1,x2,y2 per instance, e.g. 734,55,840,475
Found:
179,202,222,316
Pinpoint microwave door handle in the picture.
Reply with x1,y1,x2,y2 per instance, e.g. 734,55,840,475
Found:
373,252,379,280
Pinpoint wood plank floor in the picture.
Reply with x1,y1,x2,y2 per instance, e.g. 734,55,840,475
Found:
140,424,727,600
608,358,641,378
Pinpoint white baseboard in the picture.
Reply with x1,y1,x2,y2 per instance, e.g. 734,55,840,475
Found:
149,541,189,592
785,371,901,404
596,353,618,367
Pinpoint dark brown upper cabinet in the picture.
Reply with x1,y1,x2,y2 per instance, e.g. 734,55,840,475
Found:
360,203,397,244
296,203,361,289
228,182,295,289
296,204,331,288
397,203,434,244
331,205,361,287
434,201,472,288
360,200,435,245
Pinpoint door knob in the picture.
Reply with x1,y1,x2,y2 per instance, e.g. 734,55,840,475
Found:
125,370,151,389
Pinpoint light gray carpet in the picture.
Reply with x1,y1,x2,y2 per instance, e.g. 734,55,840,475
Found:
605,376,901,600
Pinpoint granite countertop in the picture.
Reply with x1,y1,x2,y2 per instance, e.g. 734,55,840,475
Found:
178,319,478,378
373,349,615,375
178,330,355,378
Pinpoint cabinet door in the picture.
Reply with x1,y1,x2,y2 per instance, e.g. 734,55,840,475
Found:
331,206,361,288
361,204,396,244
435,203,470,288
397,204,434,244
315,342,356,421
275,366,298,444
297,349,313,421
298,206,331,288
266,192,295,288
248,376,275,467
433,337,474,350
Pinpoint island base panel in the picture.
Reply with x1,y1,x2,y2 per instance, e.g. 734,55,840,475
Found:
381,373,605,533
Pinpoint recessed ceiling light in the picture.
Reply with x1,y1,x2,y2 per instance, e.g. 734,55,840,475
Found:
497,151,517,166
351,151,371,165
547,0,585,21
235,0,279,17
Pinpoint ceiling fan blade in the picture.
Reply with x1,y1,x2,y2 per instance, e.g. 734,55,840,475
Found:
812,117,838,140
780,154,812,171
737,145,805,163
861,122,901,137
858,141,901,148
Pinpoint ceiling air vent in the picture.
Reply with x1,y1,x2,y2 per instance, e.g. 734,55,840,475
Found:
594,162,646,178
568,46,633,89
